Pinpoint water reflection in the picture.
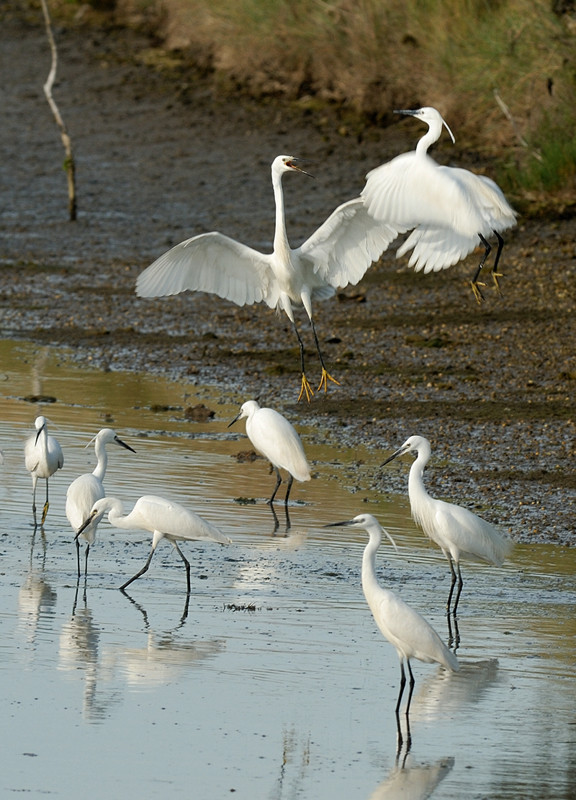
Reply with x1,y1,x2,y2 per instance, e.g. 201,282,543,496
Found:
17,568,57,655
368,755,454,800
104,593,225,689
58,586,121,721
410,659,501,722
268,726,311,800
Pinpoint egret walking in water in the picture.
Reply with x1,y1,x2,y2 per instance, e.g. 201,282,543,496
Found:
382,435,513,614
228,399,310,509
77,495,232,593
24,415,64,526
136,155,396,401
362,107,517,302
326,514,458,722
66,429,136,578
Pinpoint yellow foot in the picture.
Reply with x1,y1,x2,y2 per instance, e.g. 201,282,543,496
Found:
41,502,49,527
297,374,314,403
470,280,486,305
491,270,504,292
317,367,341,393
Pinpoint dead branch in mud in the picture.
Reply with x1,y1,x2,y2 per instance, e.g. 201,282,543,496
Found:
40,0,77,221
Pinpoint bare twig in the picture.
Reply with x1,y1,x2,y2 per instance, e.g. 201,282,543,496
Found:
40,0,77,220
493,88,543,162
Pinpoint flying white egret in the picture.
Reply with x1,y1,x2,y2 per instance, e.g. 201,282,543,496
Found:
326,514,458,718
66,429,136,579
362,107,517,302
382,435,513,614
24,415,64,526
136,154,397,401
228,399,311,507
77,495,232,593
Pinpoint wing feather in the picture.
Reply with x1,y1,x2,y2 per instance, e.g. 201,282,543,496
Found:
136,232,278,309
298,197,400,288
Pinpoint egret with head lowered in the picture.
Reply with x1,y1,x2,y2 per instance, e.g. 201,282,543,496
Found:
66,428,136,578
136,155,396,401
326,513,458,721
24,415,64,526
362,107,517,302
382,435,513,615
77,495,231,593
228,399,310,511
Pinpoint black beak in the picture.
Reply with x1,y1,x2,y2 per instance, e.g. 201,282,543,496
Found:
227,411,242,429
115,435,136,453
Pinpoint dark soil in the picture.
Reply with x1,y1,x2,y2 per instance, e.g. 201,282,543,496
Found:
1,13,575,544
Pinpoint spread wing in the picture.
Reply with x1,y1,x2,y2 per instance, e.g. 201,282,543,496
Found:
362,153,484,235
297,197,400,288
136,232,278,309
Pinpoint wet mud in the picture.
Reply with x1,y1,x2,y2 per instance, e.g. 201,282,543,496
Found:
1,14,575,543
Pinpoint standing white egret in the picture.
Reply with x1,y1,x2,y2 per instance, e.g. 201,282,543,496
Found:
326,514,458,718
362,107,517,302
77,495,232,593
228,399,311,507
382,435,513,614
24,415,64,526
136,155,397,401
66,428,136,578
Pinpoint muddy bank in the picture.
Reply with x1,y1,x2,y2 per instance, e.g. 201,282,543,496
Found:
0,15,575,543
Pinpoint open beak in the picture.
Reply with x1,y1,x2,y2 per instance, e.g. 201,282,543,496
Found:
287,158,314,179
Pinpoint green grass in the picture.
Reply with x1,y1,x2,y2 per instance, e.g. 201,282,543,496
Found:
57,0,576,196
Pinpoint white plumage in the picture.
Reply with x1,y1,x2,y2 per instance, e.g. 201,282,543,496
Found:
362,107,517,301
383,435,513,614
78,495,231,593
24,415,64,526
228,399,311,507
66,428,135,578
327,513,458,716
137,154,396,400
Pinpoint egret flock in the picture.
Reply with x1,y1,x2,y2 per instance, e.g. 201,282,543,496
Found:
20,106,517,721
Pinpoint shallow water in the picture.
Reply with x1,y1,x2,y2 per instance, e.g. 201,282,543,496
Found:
1,340,575,799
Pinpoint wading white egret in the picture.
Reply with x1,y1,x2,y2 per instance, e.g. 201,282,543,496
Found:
382,435,513,614
362,107,517,302
24,415,64,526
136,155,397,401
228,399,310,507
66,429,136,578
326,514,458,718
77,495,232,593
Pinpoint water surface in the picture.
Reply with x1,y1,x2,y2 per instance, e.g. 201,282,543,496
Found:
1,340,575,799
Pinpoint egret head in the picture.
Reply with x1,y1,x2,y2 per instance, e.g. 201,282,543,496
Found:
34,415,48,443
75,496,117,539
86,428,136,453
382,435,431,466
324,513,399,552
394,107,455,144
227,399,260,428
273,155,313,179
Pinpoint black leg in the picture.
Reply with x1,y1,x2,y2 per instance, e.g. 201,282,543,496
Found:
76,538,81,579
405,660,416,717
284,474,294,506
292,321,314,402
84,544,90,578
446,555,457,614
267,467,283,505
120,547,156,591
453,563,464,615
491,230,505,290
470,233,492,303
173,542,191,594
395,661,407,715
